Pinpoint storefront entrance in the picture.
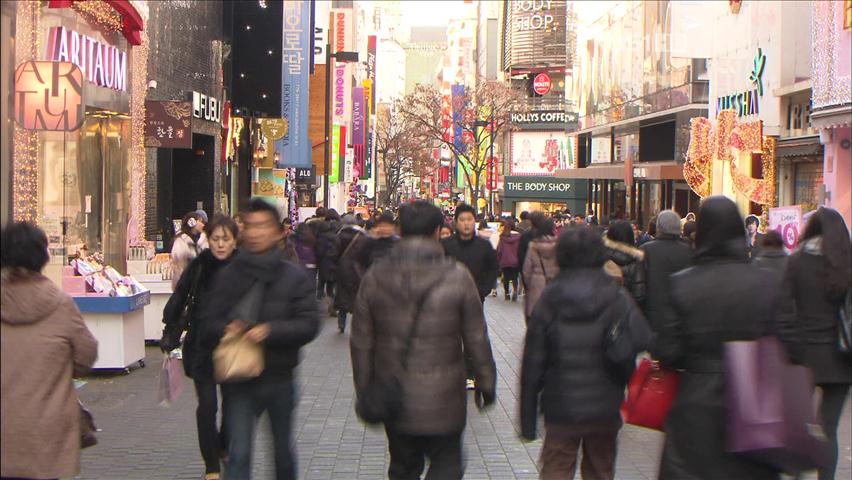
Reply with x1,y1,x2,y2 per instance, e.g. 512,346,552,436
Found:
41,110,131,271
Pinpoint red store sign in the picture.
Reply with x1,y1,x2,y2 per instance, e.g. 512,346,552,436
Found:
533,72,551,95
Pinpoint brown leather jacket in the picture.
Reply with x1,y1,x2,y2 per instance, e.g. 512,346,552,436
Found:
351,238,497,435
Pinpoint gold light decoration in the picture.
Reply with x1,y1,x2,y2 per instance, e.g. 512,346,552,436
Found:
684,117,713,198
12,0,42,222
71,0,123,33
128,30,149,247
728,120,776,205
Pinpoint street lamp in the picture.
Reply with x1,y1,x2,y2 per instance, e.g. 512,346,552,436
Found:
323,45,359,209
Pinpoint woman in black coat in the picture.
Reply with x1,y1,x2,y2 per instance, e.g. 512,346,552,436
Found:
779,207,851,480
655,196,781,480
521,226,652,480
161,215,239,480
605,220,646,305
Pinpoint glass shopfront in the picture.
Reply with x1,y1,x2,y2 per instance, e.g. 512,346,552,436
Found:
16,5,136,272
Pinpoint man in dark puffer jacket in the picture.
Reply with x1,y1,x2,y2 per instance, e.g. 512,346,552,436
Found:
202,199,319,480
521,226,652,480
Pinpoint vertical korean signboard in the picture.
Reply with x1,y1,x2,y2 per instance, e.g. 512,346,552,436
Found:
279,1,311,168
364,35,377,179
330,8,353,184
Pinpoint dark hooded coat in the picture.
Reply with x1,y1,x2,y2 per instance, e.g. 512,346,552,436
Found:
655,196,781,480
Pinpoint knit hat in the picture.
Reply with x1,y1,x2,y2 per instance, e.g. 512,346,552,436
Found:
656,210,681,236
194,209,208,223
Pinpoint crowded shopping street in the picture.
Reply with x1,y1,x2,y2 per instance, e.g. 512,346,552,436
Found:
2,1,852,480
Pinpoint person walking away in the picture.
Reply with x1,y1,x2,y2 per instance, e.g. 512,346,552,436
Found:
522,215,559,323
518,211,532,232
682,220,697,249
171,211,209,289
278,218,298,263
639,210,691,333
202,199,320,480
521,226,652,480
496,218,521,301
654,196,782,480
745,214,764,258
331,216,367,333
778,207,851,480
294,222,318,286
357,212,399,270
637,216,656,247
315,209,342,312
1,222,98,480
604,220,646,305
753,230,788,279
351,201,497,480
161,215,239,479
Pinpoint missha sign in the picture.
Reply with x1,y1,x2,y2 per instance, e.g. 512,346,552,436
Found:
46,26,127,92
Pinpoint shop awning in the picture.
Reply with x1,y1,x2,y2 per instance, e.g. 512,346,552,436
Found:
810,104,852,130
555,164,625,180
776,136,823,158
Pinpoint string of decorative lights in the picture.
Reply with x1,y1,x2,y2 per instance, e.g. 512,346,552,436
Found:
71,0,123,33
812,1,851,110
12,0,41,222
129,30,149,247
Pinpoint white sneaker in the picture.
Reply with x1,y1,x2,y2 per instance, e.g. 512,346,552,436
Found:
466,379,476,390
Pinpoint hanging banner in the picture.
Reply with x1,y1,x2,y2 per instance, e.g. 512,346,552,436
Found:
768,205,803,251
312,0,331,68
339,124,348,182
362,79,373,180
367,35,377,114
352,87,365,177
277,0,311,168
330,124,341,183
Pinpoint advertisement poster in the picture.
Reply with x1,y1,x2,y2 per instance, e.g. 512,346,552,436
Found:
768,205,803,251
278,0,311,168
510,131,571,176
254,168,280,204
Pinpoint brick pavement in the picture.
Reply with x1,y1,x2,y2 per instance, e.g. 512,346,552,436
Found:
75,297,852,480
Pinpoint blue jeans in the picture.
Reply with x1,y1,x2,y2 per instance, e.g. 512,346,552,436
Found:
222,379,295,480
338,310,347,332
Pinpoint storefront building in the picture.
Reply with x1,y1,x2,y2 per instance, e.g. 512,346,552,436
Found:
562,1,707,226
811,0,852,226
7,0,148,273
502,176,587,217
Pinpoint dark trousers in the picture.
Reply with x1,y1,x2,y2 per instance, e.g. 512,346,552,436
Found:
818,383,850,480
539,422,618,480
316,278,334,299
338,310,348,332
501,267,519,295
223,379,296,480
385,427,464,480
194,380,226,474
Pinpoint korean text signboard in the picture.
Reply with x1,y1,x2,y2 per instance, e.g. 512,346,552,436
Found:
278,0,312,168
14,61,84,131
768,205,803,251
145,101,192,148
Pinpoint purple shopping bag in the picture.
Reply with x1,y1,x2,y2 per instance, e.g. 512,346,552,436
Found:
724,335,828,474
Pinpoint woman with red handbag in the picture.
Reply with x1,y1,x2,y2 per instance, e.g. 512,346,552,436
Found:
520,226,652,480
654,196,782,479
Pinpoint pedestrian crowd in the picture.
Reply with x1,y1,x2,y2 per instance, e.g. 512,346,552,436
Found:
1,196,850,480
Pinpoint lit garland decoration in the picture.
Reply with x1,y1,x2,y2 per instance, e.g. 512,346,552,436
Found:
684,109,777,212
128,30,149,247
71,0,123,33
12,0,42,222
812,1,852,110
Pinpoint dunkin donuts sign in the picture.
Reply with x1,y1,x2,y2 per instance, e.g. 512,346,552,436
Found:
46,26,128,92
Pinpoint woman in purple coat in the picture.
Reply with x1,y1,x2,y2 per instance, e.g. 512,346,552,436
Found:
496,218,522,301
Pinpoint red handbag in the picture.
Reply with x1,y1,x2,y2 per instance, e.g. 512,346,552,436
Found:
620,358,681,431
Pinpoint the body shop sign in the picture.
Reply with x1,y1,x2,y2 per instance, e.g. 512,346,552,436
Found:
503,176,586,200
47,26,127,92
513,0,556,32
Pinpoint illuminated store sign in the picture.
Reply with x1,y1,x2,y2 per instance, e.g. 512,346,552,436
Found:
715,48,766,117
192,91,222,123
46,26,127,92
14,61,84,131
513,0,556,32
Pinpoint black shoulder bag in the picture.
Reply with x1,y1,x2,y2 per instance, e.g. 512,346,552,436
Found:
357,276,443,425
603,291,636,383
161,264,203,351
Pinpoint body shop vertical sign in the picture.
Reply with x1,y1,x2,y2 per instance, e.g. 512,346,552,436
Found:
279,1,311,168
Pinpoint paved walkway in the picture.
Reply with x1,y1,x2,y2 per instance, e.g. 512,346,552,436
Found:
75,297,851,479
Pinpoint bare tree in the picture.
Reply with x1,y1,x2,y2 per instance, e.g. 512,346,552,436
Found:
397,78,526,213
375,101,438,207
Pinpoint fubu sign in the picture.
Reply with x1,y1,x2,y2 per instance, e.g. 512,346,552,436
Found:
46,26,128,92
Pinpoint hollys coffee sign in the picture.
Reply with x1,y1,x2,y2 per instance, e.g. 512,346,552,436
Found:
46,26,127,92
533,73,551,95
510,110,578,130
